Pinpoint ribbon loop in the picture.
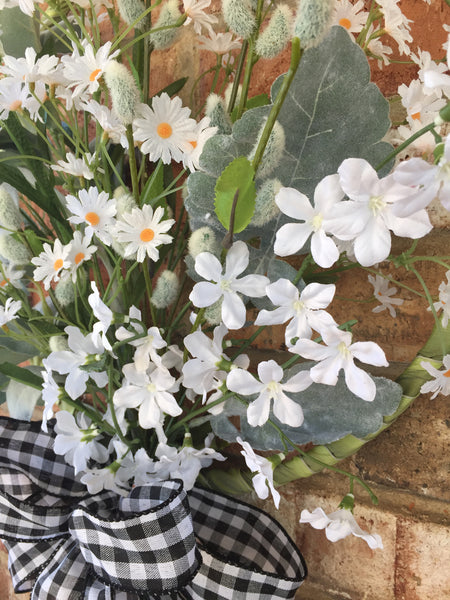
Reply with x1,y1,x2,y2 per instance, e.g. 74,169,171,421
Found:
0,417,307,599
70,481,200,594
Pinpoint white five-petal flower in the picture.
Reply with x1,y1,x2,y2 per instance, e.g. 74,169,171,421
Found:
189,240,269,329
237,436,280,509
255,279,337,346
227,359,312,427
290,327,388,402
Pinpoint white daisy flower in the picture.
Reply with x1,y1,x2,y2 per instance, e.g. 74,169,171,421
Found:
114,205,175,262
0,297,21,326
133,93,197,164
332,0,368,35
31,239,71,290
52,152,96,180
66,230,97,282
0,47,59,85
182,116,217,172
65,186,117,245
0,78,43,122
81,99,128,147
183,0,218,35
197,31,242,53
61,40,119,100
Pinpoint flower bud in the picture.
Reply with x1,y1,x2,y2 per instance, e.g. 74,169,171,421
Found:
294,0,335,49
248,119,285,179
54,277,75,307
151,270,180,309
204,298,223,325
205,94,232,135
117,0,150,30
150,0,182,50
0,187,22,231
114,188,137,218
188,226,220,258
49,335,69,353
0,235,31,266
251,178,282,226
222,0,256,40
104,61,140,126
255,5,293,59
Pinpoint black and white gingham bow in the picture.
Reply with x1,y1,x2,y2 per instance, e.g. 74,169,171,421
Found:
0,417,306,599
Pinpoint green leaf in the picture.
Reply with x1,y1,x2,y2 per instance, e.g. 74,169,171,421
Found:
214,157,256,234
238,364,403,451
141,159,164,206
0,362,43,389
22,229,44,257
0,7,39,57
186,26,393,269
154,77,189,99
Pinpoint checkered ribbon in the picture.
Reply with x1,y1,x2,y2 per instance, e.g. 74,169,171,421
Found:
0,417,306,599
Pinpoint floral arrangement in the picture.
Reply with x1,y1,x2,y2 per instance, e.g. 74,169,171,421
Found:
0,0,449,584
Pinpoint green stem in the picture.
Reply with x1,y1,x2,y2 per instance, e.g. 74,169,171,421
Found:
126,126,140,203
227,40,249,114
375,122,437,171
251,37,302,174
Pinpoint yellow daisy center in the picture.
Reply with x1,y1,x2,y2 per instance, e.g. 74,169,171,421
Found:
0,279,7,287
75,252,85,265
54,258,64,271
157,122,173,139
443,369,450,378
85,211,100,226
411,111,421,121
140,228,155,242
89,68,102,82
189,140,197,149
9,100,22,111
339,17,352,30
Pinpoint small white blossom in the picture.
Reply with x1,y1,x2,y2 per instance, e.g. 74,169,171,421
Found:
237,436,280,509
291,327,388,402
189,240,269,330
226,359,312,427
0,297,21,326
420,355,450,399
368,274,404,318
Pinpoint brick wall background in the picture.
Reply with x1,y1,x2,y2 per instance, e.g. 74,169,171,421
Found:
0,1,449,598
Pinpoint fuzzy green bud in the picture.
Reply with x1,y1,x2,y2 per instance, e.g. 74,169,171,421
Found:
294,0,335,49
251,178,282,227
222,0,256,40
114,188,137,218
49,335,70,353
248,119,285,179
188,226,220,258
104,61,140,126
204,299,223,326
151,270,180,309
0,188,22,231
150,0,182,50
255,5,293,59
117,0,150,30
205,94,232,135
54,277,75,307
0,235,31,266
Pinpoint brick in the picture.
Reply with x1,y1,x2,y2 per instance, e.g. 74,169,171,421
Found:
395,518,450,600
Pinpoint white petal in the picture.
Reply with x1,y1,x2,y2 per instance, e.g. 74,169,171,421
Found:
195,252,223,281
274,222,312,256
275,187,313,220
189,281,222,307
222,291,246,329
247,393,271,426
343,360,376,401
225,241,249,279
227,369,263,396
